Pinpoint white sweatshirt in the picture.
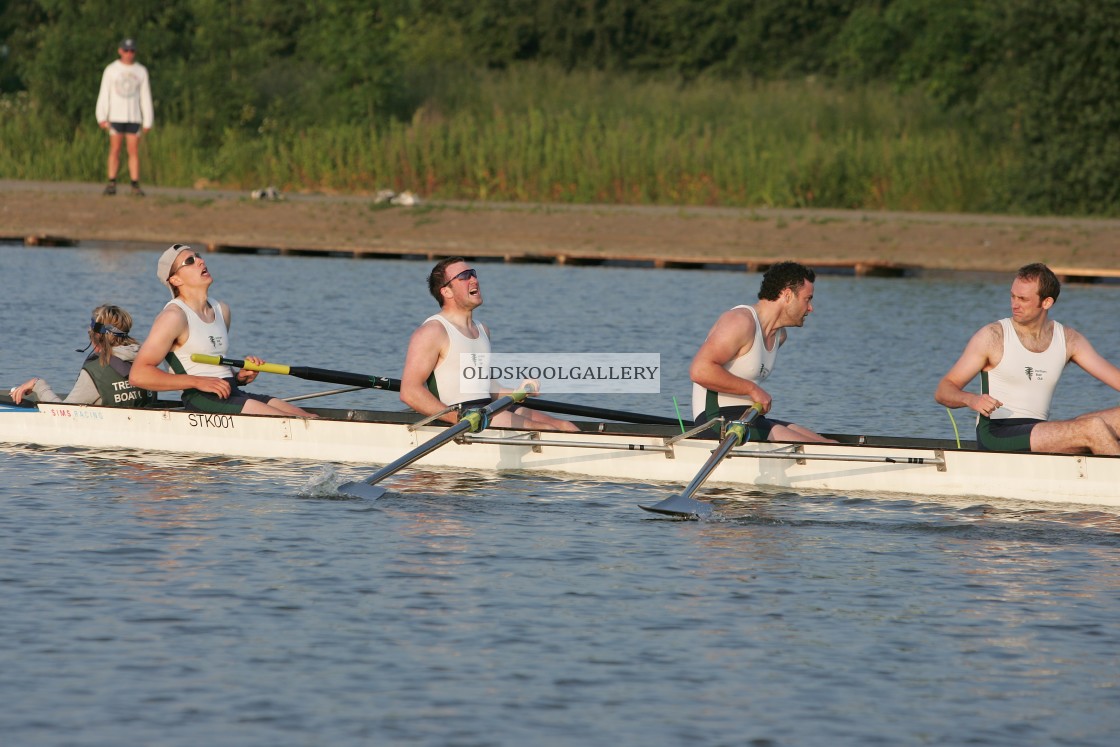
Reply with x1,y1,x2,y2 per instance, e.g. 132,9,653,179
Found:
95,60,154,128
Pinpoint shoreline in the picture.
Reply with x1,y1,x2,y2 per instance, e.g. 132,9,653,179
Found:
3,179,1119,279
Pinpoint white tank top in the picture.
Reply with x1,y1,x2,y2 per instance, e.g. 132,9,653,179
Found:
426,314,491,407
692,305,779,419
983,318,1067,420
164,298,235,378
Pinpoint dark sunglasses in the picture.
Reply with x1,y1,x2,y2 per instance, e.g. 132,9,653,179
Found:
441,268,477,288
90,319,128,337
170,252,203,276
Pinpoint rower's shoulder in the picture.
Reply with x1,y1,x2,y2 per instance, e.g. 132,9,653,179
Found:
411,316,451,345
1059,322,1088,350
717,305,757,328
976,320,1004,345
154,301,188,325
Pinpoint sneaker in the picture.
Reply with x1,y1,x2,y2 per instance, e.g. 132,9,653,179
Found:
103,183,117,196
131,185,145,196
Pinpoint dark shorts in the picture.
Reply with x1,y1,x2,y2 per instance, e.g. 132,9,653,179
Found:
695,406,790,441
181,378,274,414
976,417,1040,452
109,122,142,135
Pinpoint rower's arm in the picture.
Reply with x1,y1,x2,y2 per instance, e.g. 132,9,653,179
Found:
1067,327,1120,391
689,309,772,412
934,325,1000,413
400,321,459,424
213,302,256,385
129,307,230,397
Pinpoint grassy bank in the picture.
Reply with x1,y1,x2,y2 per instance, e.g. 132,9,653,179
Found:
0,68,1015,212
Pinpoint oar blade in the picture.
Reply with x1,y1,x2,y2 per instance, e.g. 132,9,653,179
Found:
638,494,713,519
336,481,389,500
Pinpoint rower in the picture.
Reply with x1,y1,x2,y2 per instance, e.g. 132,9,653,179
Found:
9,304,155,407
129,244,316,417
398,256,578,431
689,261,835,442
935,262,1120,454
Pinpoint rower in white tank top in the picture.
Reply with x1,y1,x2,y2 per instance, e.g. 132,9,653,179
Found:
691,305,779,421
982,318,1067,421
163,298,235,378
425,314,491,407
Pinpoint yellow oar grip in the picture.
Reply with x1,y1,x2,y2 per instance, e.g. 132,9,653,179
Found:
190,353,291,376
244,361,291,375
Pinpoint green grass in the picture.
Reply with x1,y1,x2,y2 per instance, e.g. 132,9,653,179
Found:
0,68,1017,213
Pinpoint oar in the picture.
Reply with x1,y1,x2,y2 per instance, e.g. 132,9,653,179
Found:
191,354,398,391
283,386,367,403
639,404,764,519
524,398,679,426
193,354,671,425
336,386,535,500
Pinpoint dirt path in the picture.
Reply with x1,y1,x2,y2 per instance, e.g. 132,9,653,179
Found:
2,180,1118,276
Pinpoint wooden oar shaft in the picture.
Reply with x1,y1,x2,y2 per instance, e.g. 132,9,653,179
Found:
191,354,399,392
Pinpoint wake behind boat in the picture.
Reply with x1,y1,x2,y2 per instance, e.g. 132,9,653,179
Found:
2,395,1117,509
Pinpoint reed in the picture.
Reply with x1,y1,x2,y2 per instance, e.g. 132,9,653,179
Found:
0,69,1015,212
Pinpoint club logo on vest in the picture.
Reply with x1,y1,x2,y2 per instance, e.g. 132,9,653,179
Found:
1024,366,1046,381
209,335,223,348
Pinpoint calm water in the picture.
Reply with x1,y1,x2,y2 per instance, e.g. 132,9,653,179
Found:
2,243,1119,746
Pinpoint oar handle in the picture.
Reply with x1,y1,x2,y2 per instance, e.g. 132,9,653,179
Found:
191,353,290,376
190,354,399,391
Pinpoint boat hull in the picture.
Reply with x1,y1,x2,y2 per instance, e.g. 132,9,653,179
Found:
2,401,1118,507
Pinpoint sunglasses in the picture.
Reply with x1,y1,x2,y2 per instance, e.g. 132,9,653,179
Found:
170,252,203,276
441,268,477,288
90,319,128,337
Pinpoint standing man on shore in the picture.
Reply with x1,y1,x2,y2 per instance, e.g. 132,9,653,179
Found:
399,257,577,432
95,37,153,196
690,261,834,442
935,262,1120,453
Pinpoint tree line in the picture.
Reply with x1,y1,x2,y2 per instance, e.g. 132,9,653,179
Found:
1,0,1117,215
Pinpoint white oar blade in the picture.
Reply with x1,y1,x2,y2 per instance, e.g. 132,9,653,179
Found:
336,481,389,500
638,495,713,519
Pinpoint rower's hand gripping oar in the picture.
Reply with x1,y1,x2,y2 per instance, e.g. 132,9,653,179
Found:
639,404,764,519
335,385,536,500
191,354,398,392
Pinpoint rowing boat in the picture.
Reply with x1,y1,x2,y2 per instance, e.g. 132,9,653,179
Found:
2,398,1118,508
